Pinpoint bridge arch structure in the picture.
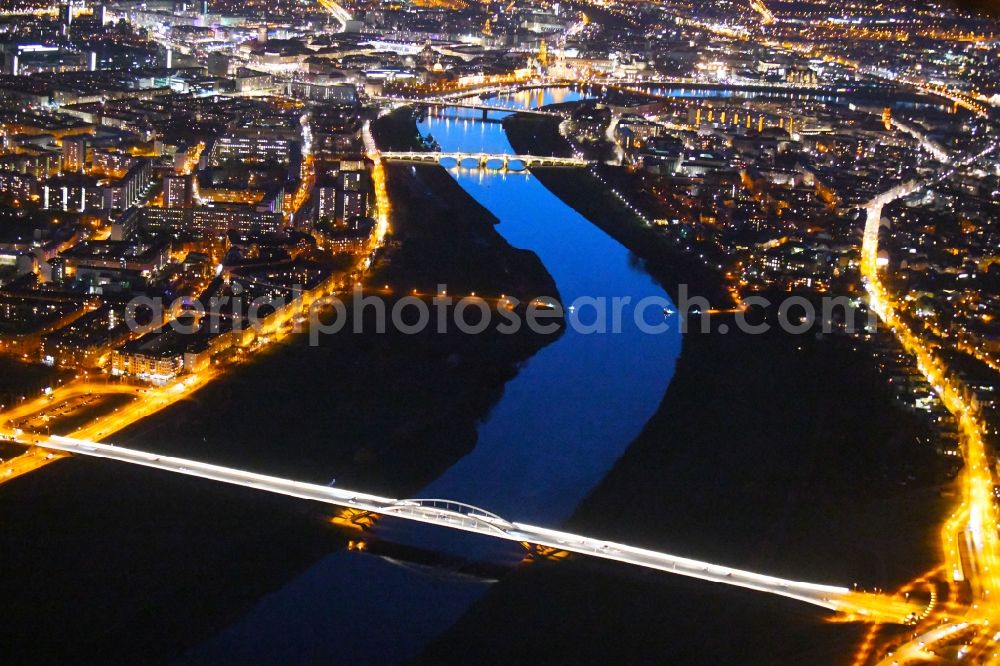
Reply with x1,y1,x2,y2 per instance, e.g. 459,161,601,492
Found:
380,151,589,171
30,434,924,625
381,498,516,536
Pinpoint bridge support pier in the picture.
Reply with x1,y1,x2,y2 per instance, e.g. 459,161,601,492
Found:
331,507,379,530
521,541,572,562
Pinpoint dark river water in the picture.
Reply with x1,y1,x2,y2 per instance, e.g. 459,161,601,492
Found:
182,88,683,663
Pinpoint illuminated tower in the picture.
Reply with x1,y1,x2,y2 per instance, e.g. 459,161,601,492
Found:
538,39,548,67
482,18,492,36
882,106,892,131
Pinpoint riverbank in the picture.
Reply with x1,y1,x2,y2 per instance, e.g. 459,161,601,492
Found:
502,113,728,305
371,106,431,152
370,163,560,303
0,94,955,665
0,147,561,663
420,329,954,665
500,113,574,157
417,110,956,665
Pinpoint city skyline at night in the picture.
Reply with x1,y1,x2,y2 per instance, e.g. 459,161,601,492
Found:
0,0,997,663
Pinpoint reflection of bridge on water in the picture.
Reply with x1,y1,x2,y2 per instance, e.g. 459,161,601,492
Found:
33,435,923,624
381,151,591,172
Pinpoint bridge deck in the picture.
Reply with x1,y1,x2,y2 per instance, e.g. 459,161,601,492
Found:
380,151,590,168
376,98,561,117
30,434,919,623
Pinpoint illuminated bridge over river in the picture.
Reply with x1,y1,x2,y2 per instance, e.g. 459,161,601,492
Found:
30,435,923,624
376,97,564,118
381,151,591,171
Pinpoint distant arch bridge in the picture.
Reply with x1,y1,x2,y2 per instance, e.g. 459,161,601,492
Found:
380,151,591,171
375,97,563,118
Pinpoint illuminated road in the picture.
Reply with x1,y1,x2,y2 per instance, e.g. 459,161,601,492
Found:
748,0,775,24
0,381,142,483
316,0,352,30
0,446,64,482
0,125,390,486
29,435,921,622
284,111,315,224
858,141,1000,662
873,621,971,666
0,75,990,657
887,117,951,163
0,373,218,484
362,119,391,250
0,382,141,425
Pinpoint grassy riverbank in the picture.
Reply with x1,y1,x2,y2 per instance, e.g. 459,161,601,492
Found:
503,113,728,304
420,328,954,665
0,149,560,663
370,163,559,303
418,111,956,665
372,106,430,152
